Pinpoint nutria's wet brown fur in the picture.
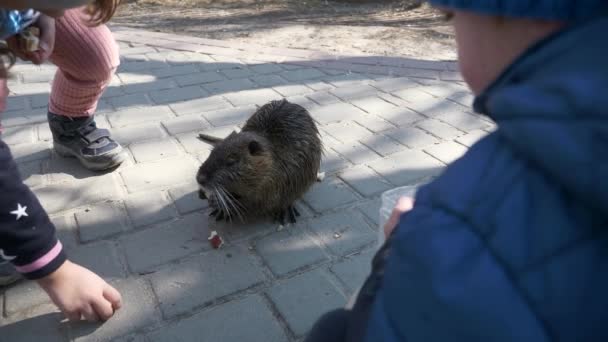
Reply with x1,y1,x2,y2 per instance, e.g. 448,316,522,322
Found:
196,99,322,224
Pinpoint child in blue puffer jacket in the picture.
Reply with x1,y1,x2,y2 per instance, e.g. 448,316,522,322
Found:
306,1,608,341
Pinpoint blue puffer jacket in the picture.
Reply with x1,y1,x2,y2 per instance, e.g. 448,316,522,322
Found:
364,17,608,342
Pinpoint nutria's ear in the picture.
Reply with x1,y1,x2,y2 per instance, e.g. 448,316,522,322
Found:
197,133,223,146
248,140,264,156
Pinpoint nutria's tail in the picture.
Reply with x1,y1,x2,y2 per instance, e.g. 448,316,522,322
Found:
197,133,223,146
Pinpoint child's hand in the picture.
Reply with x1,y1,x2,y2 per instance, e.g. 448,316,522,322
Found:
384,197,415,238
7,14,56,64
37,260,122,322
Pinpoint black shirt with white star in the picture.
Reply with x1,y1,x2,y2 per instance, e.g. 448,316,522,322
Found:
0,139,66,279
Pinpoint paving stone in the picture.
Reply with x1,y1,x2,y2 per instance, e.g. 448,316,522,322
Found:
150,85,208,105
28,93,50,108
202,105,256,126
435,110,490,132
424,141,468,164
416,119,464,140
5,96,28,112
51,214,79,251
9,81,51,95
107,105,173,128
307,91,342,106
331,141,381,165
349,96,397,115
4,281,51,317
357,199,382,227
359,133,404,156
150,246,266,318
0,309,67,342
311,102,367,124
120,157,198,193
1,110,48,128
447,91,475,107
221,67,255,79
320,149,351,174
174,71,226,86
303,80,334,91
8,142,51,164
17,159,45,188
353,113,396,133
408,97,469,118
456,129,489,147
273,84,315,97
122,79,178,94
169,95,232,116
330,85,380,101
125,190,177,228
384,126,440,148
267,270,346,337
149,295,288,342
68,241,126,279
162,114,210,135
116,72,157,85
339,165,392,197
250,63,284,74
149,64,201,79
168,182,209,214
70,278,160,342
129,138,182,163
323,121,373,143
280,68,326,82
175,131,215,154
203,78,257,94
374,106,426,126
108,122,167,146
371,76,420,93
302,176,359,213
1,125,35,145
255,228,328,276
250,74,289,87
223,88,281,107
75,201,130,242
304,211,375,256
368,149,444,186
322,73,371,87
108,93,152,109
121,212,210,273
34,174,122,214
330,249,374,294
285,95,318,110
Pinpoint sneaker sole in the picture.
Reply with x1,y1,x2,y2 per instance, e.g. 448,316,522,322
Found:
54,143,127,171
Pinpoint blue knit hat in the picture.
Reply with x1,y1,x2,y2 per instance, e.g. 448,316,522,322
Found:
428,0,608,22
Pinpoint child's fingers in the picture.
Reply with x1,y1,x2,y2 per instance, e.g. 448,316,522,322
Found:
384,197,415,238
91,296,115,321
103,284,123,311
81,304,100,322
64,309,81,322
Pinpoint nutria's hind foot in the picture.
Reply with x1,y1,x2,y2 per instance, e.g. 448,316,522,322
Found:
274,205,301,225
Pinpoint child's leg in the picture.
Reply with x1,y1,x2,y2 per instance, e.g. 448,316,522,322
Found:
47,8,125,171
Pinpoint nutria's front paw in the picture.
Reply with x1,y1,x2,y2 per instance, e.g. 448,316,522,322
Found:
209,208,229,222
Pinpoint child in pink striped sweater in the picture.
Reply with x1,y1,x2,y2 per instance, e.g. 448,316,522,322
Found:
0,0,123,323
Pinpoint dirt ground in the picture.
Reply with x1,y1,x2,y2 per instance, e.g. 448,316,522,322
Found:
113,0,457,61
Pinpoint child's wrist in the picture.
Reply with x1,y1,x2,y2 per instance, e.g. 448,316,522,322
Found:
36,259,70,287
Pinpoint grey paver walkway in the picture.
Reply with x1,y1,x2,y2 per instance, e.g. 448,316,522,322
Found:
0,26,495,341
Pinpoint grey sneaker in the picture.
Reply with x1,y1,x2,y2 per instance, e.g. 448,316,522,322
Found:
48,112,125,171
0,262,20,287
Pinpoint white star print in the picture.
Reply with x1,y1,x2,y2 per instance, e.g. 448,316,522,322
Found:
10,203,28,220
0,249,16,261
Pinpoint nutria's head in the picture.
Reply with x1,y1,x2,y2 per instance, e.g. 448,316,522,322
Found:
196,131,273,218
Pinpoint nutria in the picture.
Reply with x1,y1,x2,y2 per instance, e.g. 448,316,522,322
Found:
196,99,323,224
